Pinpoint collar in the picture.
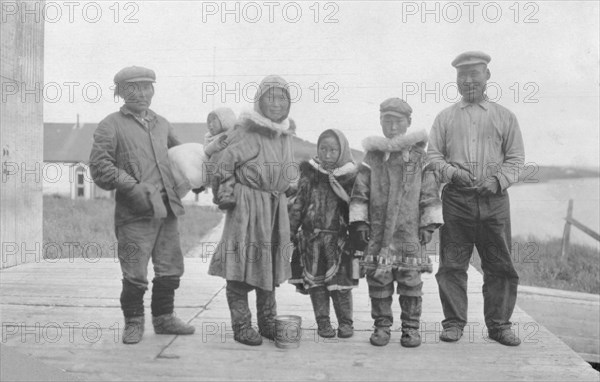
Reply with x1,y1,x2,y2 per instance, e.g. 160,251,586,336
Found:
308,158,357,178
120,105,157,121
238,111,292,135
459,98,489,110
361,129,428,153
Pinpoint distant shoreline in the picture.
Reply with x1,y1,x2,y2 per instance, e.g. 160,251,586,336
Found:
513,166,600,186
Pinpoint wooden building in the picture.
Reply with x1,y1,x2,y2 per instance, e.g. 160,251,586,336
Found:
1,0,45,269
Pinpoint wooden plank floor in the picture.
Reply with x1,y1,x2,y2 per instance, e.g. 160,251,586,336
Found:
1,253,598,381
517,286,600,364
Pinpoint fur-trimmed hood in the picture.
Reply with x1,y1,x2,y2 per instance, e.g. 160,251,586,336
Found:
236,75,296,137
237,111,295,137
362,129,428,152
254,75,291,123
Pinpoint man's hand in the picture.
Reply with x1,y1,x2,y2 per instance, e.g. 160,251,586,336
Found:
349,221,370,251
474,176,499,196
451,168,475,188
126,183,154,214
418,228,433,245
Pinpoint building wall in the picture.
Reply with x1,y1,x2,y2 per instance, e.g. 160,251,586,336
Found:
42,162,113,200
1,2,45,268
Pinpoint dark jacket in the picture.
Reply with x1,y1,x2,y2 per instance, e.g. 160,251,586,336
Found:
89,106,184,226
288,160,358,289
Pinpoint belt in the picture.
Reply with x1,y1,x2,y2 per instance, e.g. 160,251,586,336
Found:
445,184,479,193
240,183,285,198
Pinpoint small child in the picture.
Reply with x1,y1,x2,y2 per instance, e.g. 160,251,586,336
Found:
289,129,358,339
204,107,235,157
349,98,443,347
167,107,235,198
202,108,236,198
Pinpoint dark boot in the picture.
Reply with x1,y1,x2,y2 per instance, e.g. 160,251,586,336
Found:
256,288,277,341
331,290,354,338
151,276,177,317
226,282,262,346
399,295,422,348
120,279,145,318
151,276,195,335
120,279,145,344
309,287,335,338
370,297,393,346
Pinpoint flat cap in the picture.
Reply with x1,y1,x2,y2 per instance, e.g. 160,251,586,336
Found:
380,97,412,117
113,66,156,84
451,51,491,68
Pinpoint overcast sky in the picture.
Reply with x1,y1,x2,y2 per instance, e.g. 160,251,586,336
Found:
41,0,599,168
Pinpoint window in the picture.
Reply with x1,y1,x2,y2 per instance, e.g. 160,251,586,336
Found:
76,166,85,198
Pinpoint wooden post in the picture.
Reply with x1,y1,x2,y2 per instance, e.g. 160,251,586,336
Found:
561,199,574,260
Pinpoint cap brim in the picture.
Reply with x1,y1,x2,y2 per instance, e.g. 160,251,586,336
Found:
124,77,156,83
381,110,407,118
453,59,489,68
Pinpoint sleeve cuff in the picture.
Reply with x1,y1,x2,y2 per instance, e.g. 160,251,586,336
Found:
495,174,510,192
349,200,369,223
420,203,443,228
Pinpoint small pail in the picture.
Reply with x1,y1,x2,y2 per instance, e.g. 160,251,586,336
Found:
274,315,302,349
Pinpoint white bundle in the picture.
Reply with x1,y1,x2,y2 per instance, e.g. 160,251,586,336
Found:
168,143,209,198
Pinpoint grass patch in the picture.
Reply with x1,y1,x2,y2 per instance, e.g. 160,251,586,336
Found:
470,234,599,294
43,195,223,259
177,205,224,255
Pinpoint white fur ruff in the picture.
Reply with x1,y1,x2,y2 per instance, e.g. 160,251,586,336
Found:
238,111,291,135
361,129,428,152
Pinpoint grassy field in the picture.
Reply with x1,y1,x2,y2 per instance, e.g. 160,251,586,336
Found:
469,234,599,294
43,195,223,260
44,195,598,293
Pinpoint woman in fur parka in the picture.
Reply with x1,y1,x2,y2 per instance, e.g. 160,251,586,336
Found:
208,75,295,346
289,129,358,339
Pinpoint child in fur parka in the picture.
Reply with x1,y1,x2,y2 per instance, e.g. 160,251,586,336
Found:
289,129,358,339
349,98,443,348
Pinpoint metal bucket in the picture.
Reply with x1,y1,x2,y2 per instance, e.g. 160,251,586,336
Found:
274,315,302,349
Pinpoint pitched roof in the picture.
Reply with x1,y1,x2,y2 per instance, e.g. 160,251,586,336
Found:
44,122,95,162
44,121,364,163
44,122,207,162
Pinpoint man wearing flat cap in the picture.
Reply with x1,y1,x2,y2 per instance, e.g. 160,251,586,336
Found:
90,66,195,344
428,52,525,346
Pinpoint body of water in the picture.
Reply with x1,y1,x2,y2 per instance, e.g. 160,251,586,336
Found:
187,176,600,251
509,177,600,250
